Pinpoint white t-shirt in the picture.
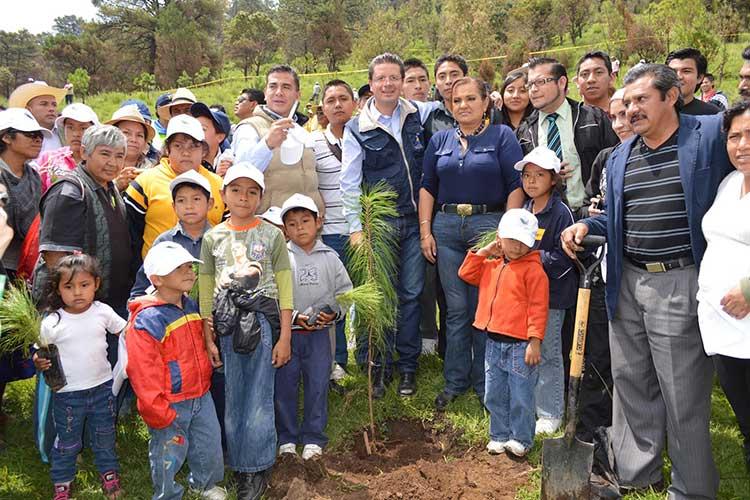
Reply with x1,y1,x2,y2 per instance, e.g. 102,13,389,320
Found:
697,170,750,358
40,301,127,393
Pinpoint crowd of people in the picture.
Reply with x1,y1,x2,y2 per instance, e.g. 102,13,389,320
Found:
0,43,748,500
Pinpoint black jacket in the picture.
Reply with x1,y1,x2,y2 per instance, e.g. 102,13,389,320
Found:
516,98,619,189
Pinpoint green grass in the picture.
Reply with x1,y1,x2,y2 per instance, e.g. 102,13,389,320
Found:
1,353,748,499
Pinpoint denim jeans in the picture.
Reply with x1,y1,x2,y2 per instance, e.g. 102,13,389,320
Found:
484,338,538,448
275,330,332,447
535,308,566,420
50,380,119,484
433,211,501,397
147,393,224,500
321,233,350,367
220,314,276,472
356,214,424,374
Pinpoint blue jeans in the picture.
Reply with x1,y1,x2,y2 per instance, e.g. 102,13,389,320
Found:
356,214,424,374
484,338,538,448
50,380,119,484
220,314,276,472
535,308,566,420
322,233,350,367
275,330,332,447
147,393,224,500
433,211,501,397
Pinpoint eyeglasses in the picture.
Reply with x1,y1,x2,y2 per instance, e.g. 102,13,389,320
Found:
236,96,248,104
372,75,402,84
525,77,560,90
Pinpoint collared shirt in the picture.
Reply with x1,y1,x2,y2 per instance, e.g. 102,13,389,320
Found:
537,99,585,209
231,106,304,171
129,221,211,299
340,98,438,233
312,125,347,235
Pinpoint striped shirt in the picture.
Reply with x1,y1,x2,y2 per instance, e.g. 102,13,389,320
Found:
312,127,347,235
622,132,692,262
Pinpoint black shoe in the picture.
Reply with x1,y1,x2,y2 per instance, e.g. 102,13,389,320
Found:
235,470,269,500
398,372,416,397
434,391,457,412
370,365,387,399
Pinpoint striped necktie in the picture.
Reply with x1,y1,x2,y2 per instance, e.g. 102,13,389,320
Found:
546,113,563,160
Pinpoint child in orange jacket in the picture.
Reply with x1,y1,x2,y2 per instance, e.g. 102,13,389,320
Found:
458,209,549,458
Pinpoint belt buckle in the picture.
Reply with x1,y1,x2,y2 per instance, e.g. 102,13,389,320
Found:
645,262,666,273
456,204,473,216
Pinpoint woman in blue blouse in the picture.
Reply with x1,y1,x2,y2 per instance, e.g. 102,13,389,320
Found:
419,76,525,411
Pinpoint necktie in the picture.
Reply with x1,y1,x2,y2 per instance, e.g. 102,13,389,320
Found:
546,113,563,161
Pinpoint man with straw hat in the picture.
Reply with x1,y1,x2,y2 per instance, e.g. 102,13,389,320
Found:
8,81,66,155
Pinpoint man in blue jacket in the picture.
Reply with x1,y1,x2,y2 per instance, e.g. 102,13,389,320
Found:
562,64,731,499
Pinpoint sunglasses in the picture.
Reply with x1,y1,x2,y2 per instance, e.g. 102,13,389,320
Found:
14,130,44,141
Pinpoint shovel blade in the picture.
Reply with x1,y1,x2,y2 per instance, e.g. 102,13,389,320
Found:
541,436,594,500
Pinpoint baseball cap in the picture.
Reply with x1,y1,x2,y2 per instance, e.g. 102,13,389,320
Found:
280,193,319,221
190,102,231,137
222,162,265,191
513,146,561,174
105,104,155,143
497,209,539,248
169,169,212,198
120,98,153,122
143,241,203,282
54,103,100,131
0,108,52,138
259,206,283,226
166,114,205,142
8,81,66,108
357,84,371,99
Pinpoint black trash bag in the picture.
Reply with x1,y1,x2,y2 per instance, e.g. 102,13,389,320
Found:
213,288,239,338
37,344,66,392
590,426,622,499
231,291,262,354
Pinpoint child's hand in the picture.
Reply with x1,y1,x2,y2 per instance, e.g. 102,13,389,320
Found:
272,337,291,367
478,239,503,259
32,352,51,371
294,314,317,331
525,338,541,366
315,310,336,327
205,338,223,368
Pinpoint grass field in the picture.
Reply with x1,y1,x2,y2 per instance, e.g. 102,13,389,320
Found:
0,353,748,499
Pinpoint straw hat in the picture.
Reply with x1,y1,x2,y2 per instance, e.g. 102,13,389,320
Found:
157,87,197,119
105,104,156,143
8,81,66,108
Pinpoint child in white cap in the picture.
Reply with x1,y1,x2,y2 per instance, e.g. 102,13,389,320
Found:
126,241,226,500
515,146,577,436
458,208,549,458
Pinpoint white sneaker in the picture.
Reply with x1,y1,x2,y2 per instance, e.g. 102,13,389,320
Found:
486,440,506,454
421,338,438,354
200,486,228,500
279,442,297,455
535,417,562,435
331,363,347,381
504,439,529,457
301,444,323,460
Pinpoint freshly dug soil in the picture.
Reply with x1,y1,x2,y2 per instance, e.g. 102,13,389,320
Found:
268,419,532,499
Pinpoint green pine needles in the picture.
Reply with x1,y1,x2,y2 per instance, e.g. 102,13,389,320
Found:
0,281,43,357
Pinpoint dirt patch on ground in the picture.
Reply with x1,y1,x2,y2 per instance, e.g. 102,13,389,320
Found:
268,419,533,499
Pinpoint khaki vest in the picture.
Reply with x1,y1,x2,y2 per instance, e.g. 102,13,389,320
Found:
240,110,325,216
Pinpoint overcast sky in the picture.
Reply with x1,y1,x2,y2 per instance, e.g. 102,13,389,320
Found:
0,0,99,34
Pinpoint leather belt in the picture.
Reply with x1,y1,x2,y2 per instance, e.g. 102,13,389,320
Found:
627,255,694,273
440,203,504,216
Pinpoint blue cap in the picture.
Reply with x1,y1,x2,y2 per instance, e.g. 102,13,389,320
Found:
120,98,152,121
190,102,231,137
155,92,172,111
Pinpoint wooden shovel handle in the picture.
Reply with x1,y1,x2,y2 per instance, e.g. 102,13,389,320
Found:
569,288,591,378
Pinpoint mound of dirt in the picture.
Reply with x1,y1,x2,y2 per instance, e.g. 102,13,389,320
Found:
268,419,532,499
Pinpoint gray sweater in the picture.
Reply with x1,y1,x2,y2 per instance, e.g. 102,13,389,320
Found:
288,239,352,328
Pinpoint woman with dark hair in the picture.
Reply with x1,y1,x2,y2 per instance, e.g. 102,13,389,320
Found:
498,69,534,130
419,76,525,411
697,100,750,471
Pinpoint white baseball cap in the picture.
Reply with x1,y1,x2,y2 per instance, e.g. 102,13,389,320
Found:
143,241,203,283
0,108,52,138
497,209,539,248
166,114,205,142
280,193,319,221
260,206,283,226
169,169,212,198
54,103,100,131
222,162,265,191
513,146,561,174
